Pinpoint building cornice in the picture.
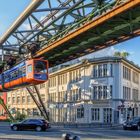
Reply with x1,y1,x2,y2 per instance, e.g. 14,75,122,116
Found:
49,56,140,76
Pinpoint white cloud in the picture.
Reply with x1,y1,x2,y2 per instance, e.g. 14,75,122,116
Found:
79,47,117,61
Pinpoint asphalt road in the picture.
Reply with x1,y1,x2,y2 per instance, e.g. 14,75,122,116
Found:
0,124,140,140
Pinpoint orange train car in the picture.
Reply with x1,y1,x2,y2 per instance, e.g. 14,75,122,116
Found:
0,58,49,91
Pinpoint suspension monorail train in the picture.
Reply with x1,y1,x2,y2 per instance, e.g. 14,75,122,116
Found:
0,58,49,91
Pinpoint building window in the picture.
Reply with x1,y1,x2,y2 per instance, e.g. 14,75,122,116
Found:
64,92,67,101
132,89,139,101
27,95,31,103
22,96,25,104
110,85,112,99
98,65,102,77
93,64,110,78
49,92,56,102
103,108,112,123
77,106,84,118
123,66,131,81
8,97,11,102
133,71,139,84
59,91,65,102
91,108,100,121
69,69,81,83
12,97,15,104
98,86,102,99
17,96,20,104
103,86,107,99
93,86,98,100
110,64,113,76
103,64,107,76
33,108,39,116
92,85,112,100
49,77,56,87
41,94,45,102
123,86,131,100
93,65,98,77
27,109,32,116
58,73,67,85
40,83,45,89
78,88,81,100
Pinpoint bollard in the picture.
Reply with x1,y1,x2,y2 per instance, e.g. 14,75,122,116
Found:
73,136,81,140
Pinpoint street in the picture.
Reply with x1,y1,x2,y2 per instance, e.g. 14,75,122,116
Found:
0,124,140,140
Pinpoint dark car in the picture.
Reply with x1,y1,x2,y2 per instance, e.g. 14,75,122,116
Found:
123,117,140,130
11,119,51,131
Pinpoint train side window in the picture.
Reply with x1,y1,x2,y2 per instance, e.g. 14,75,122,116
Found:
19,68,22,76
27,65,32,73
10,71,16,79
4,75,8,82
15,70,18,78
22,66,26,74
13,72,16,79
10,72,14,79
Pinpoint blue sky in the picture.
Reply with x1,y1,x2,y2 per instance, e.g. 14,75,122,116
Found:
0,0,31,35
0,0,140,66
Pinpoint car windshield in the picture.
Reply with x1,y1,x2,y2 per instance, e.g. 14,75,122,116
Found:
128,117,140,123
20,119,29,123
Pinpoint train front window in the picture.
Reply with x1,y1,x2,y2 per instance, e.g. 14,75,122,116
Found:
34,61,47,73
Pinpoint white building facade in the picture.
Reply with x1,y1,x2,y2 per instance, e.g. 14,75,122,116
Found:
7,57,140,124
48,57,140,124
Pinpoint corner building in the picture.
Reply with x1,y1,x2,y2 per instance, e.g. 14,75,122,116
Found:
7,57,140,124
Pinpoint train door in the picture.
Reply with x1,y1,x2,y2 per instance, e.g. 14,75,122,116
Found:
26,60,34,81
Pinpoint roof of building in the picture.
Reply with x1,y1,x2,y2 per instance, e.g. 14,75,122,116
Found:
49,56,140,74
88,56,140,70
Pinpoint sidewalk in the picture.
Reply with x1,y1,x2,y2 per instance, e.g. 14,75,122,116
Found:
0,122,10,127
52,123,123,130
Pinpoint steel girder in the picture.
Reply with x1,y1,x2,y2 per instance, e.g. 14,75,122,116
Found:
0,0,126,58
41,1,140,66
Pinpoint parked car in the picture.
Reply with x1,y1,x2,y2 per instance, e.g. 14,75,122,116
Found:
11,119,51,131
123,117,140,130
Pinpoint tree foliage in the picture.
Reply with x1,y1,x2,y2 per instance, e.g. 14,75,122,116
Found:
114,51,130,58
14,111,26,121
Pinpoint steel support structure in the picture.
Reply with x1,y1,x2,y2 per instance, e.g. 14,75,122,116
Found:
0,97,15,122
26,85,49,121
0,0,140,66
0,0,121,56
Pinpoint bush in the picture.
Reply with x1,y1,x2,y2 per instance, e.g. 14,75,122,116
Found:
14,111,26,121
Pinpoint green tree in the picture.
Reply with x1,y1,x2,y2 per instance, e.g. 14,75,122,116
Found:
114,51,130,58
14,111,26,121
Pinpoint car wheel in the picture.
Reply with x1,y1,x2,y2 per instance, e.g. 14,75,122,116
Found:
36,126,42,132
12,126,18,131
